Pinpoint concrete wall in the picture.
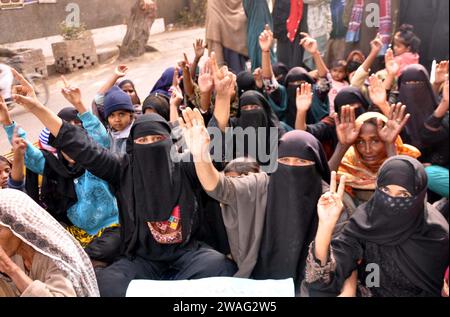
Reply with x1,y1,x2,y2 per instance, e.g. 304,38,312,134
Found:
0,0,189,44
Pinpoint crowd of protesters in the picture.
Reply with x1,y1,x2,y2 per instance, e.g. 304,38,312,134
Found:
0,0,449,297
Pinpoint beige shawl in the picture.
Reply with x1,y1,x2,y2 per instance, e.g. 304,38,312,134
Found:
205,0,248,56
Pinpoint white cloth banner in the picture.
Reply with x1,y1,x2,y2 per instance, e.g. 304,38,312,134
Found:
126,277,295,297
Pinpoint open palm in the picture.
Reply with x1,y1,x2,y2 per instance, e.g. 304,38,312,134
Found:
377,103,410,144
334,106,361,146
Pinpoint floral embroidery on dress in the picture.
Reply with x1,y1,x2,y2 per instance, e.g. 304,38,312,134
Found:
148,206,182,244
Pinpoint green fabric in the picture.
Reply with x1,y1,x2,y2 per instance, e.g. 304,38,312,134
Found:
426,166,449,198
243,0,277,71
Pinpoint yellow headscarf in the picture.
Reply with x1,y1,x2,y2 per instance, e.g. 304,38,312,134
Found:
338,112,421,190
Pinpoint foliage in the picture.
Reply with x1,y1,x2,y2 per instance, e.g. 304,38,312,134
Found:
59,21,88,41
176,0,207,27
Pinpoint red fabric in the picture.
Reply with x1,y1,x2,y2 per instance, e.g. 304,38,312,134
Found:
286,0,304,42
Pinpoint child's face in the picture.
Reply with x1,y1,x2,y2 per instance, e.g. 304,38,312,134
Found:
393,33,410,56
331,67,347,82
0,161,11,189
108,110,133,132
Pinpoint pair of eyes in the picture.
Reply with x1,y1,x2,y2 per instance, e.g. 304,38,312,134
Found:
355,139,383,146
122,90,135,94
134,135,166,145
241,105,262,111
1,168,11,175
379,186,412,198
278,157,315,166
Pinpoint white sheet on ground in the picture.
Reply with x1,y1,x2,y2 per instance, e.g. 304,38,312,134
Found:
126,277,295,297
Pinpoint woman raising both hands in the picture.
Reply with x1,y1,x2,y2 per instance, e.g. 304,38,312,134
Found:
328,104,420,205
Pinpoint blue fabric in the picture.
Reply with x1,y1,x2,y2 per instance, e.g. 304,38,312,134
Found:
331,0,347,39
7,177,25,192
243,0,277,71
150,67,182,98
425,165,449,198
4,112,119,235
104,86,134,119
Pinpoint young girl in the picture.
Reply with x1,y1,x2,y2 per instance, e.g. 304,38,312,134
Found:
392,24,421,76
328,60,349,114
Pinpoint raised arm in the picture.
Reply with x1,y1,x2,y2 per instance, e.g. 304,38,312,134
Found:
328,106,362,172
259,25,275,80
315,172,347,265
10,128,26,186
212,54,237,132
383,48,400,91
197,58,214,113
11,68,122,186
295,83,313,131
376,103,411,157
181,54,195,98
368,74,391,116
61,77,110,147
432,61,449,96
97,65,128,95
300,33,329,78
191,39,206,79
179,107,220,192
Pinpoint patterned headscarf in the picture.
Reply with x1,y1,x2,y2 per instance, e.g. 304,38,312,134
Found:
0,189,99,297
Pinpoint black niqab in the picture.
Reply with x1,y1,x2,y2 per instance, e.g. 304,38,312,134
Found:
252,131,331,289
342,156,449,295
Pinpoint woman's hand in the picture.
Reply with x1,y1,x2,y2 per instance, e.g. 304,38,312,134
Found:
0,245,20,276
198,60,214,94
253,68,264,89
300,32,318,55
170,85,183,107
179,107,211,162
385,49,400,76
296,83,313,113
370,34,383,55
0,95,12,126
114,65,128,78
368,74,388,106
213,65,236,99
317,171,347,228
259,24,273,52
193,39,206,61
333,106,362,147
10,68,41,112
435,61,449,85
377,103,410,144
12,126,27,157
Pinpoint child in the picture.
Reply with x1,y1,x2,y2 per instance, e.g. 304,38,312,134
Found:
0,155,11,189
392,24,421,76
103,86,135,154
328,60,349,114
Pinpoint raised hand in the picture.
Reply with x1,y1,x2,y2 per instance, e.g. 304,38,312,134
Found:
193,39,206,60
317,171,347,227
172,67,181,88
10,67,40,111
435,61,449,85
377,103,410,144
12,126,27,157
198,60,214,93
300,32,318,55
333,106,362,146
296,83,313,113
170,84,183,107
178,107,211,161
0,95,12,125
253,67,263,89
213,65,235,98
385,48,400,76
368,74,387,106
115,65,128,78
443,77,449,104
370,33,383,54
60,76,82,105
259,24,273,52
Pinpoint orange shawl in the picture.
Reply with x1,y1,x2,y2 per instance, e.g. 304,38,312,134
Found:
338,112,421,190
